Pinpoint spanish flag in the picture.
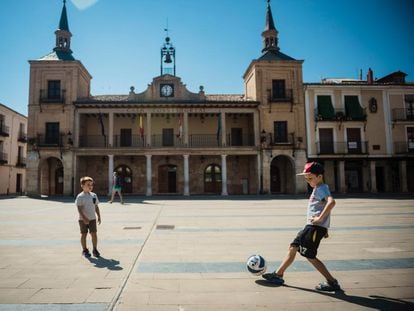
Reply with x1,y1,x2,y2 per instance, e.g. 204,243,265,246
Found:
139,114,144,138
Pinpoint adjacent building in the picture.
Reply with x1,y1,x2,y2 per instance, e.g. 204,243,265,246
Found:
305,70,414,193
0,104,27,195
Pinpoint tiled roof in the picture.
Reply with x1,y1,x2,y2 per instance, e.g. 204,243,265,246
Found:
206,94,248,101
258,50,295,61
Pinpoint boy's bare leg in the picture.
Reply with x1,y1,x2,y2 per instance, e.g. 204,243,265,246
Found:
90,232,98,249
275,245,298,276
307,257,336,282
119,191,124,203
109,191,114,203
80,233,87,249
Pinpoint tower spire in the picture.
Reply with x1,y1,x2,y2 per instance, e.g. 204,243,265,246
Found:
262,0,279,53
160,27,176,76
54,0,73,57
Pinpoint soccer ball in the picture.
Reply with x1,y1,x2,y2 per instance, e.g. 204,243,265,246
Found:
246,254,267,275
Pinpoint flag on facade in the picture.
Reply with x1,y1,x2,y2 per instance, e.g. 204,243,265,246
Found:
176,114,183,138
139,114,144,138
98,113,106,146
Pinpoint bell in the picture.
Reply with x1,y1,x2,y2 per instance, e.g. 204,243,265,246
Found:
164,52,172,63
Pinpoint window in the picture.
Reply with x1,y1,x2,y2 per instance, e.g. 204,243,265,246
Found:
47,80,61,99
272,80,286,99
408,127,414,151
162,128,174,146
273,121,288,143
405,95,414,120
45,122,60,145
317,95,335,120
120,129,132,147
231,128,242,146
344,96,365,120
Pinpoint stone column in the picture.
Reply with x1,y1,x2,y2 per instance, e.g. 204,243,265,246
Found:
108,112,114,147
183,154,190,196
254,111,260,146
257,153,262,194
338,160,346,193
146,154,152,196
262,152,270,194
370,160,377,193
400,160,408,192
221,154,228,195
108,154,114,196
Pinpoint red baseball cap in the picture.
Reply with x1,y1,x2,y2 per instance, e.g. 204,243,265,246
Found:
297,162,324,175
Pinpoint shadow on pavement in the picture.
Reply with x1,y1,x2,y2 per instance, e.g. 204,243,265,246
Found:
283,284,413,310
87,256,123,271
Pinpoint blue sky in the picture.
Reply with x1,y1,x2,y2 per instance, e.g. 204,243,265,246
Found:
0,0,413,116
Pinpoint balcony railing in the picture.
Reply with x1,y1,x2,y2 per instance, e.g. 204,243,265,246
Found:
394,141,414,154
316,141,369,155
16,156,26,167
392,108,414,121
0,123,10,137
314,108,367,122
39,89,66,103
36,133,64,147
78,133,255,148
0,152,8,164
269,89,293,103
18,131,27,142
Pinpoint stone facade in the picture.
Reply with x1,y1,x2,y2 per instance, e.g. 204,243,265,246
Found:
0,104,27,195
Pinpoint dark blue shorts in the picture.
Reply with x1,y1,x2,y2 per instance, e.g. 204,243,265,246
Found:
291,225,327,259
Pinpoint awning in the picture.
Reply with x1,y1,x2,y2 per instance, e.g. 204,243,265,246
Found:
345,96,365,120
317,96,335,120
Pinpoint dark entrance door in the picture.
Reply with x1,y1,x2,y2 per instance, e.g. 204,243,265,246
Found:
16,173,22,193
231,128,242,146
270,166,281,193
319,128,334,154
55,167,64,195
115,165,133,193
158,165,177,193
162,128,174,146
204,164,222,194
375,167,385,192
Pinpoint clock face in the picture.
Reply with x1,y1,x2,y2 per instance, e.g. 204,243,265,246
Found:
160,84,174,97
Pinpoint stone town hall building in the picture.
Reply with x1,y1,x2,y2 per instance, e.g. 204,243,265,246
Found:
26,1,307,196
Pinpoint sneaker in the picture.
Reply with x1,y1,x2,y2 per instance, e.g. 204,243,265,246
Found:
92,249,101,257
262,272,285,285
315,279,341,292
82,248,91,258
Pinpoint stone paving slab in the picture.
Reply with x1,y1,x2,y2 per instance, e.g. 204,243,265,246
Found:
0,196,413,310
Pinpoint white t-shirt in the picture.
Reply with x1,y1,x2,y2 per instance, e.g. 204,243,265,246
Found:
75,191,99,221
306,184,331,228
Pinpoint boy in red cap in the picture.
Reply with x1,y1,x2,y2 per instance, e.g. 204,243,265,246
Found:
262,162,341,291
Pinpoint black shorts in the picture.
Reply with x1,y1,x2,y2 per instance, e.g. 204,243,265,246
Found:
79,219,97,234
291,225,327,259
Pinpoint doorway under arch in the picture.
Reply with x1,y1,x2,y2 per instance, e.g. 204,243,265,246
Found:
204,164,222,194
158,165,177,193
270,155,295,194
40,157,64,195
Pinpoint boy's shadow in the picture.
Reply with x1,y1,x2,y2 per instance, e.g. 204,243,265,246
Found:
87,256,123,271
255,280,413,310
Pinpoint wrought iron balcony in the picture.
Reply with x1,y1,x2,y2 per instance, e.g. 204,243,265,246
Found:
392,108,414,121
314,108,367,122
39,89,66,103
16,156,26,167
18,131,27,142
0,123,10,137
316,141,369,155
269,89,293,103
0,152,8,164
35,133,64,147
394,141,414,154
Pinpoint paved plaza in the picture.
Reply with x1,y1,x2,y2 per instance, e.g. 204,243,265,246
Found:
0,195,413,310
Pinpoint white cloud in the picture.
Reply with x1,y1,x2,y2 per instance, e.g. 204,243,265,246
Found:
70,0,98,10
